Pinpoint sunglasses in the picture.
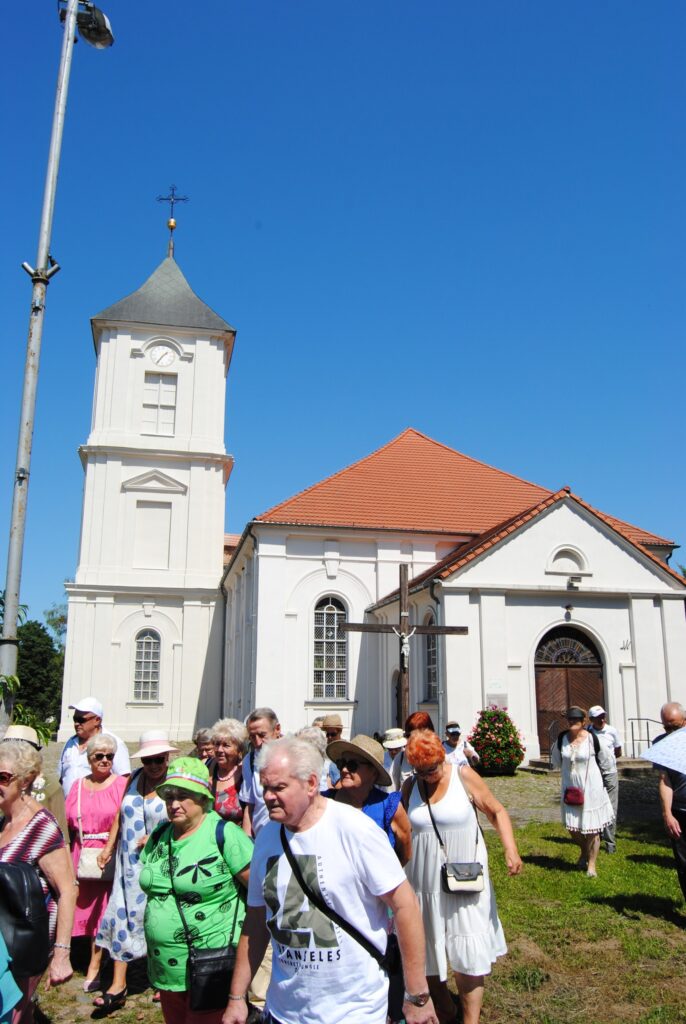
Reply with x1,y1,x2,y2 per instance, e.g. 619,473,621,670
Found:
74,714,97,724
161,787,195,802
326,730,342,739
0,771,16,786
335,757,371,773
141,755,167,766
92,752,113,762
415,762,442,776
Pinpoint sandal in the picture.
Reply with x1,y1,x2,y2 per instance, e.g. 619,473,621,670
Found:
93,989,127,1012
152,990,161,1003
83,975,101,993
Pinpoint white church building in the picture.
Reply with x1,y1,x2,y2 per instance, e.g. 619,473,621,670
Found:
60,254,686,760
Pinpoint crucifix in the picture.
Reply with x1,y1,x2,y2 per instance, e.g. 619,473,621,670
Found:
340,564,468,726
156,184,189,256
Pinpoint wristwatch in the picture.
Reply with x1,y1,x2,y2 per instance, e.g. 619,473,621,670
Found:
404,991,431,1007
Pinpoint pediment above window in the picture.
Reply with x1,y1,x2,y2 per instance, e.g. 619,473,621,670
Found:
121,470,187,495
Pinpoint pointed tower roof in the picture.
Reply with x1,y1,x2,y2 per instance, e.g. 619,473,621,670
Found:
91,256,234,333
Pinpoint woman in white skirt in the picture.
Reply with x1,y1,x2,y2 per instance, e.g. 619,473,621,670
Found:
551,706,614,877
402,729,522,1024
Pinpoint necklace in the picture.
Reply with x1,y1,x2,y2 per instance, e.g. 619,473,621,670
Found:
216,764,237,783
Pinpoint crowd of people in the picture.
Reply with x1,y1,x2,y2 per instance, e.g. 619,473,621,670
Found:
0,697,682,1024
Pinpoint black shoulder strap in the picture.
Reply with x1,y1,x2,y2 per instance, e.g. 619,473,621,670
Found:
557,730,569,752
215,817,226,856
168,823,239,947
278,825,385,966
590,730,601,768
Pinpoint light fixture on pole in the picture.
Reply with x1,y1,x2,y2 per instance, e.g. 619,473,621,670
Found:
0,0,114,730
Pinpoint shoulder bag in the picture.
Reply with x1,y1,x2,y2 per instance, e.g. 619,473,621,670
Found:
279,825,400,975
563,734,592,805
168,819,242,1012
75,779,115,882
0,860,50,978
422,770,484,894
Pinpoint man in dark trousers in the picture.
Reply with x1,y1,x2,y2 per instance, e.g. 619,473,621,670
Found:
655,702,686,900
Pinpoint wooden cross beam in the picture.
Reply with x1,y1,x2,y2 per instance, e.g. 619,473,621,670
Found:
340,564,468,725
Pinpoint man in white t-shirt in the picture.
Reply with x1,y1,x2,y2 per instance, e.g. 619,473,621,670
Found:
442,721,479,768
240,707,282,839
223,737,438,1024
587,705,622,853
58,696,131,797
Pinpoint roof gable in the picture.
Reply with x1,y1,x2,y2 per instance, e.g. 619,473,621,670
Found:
92,256,234,334
374,488,685,605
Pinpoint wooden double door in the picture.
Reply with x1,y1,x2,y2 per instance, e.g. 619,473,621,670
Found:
535,628,605,755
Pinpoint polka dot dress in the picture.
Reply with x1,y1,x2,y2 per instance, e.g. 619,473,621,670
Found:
96,769,168,962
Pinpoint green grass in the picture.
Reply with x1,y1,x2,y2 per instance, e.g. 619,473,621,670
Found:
481,820,686,1023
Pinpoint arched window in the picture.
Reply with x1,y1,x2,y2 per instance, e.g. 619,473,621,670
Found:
425,612,438,702
313,597,347,700
134,629,161,702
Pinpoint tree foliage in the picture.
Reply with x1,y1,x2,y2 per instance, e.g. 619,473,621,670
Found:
16,619,63,725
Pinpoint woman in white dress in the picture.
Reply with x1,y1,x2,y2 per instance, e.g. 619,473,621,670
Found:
550,706,614,878
402,729,522,1024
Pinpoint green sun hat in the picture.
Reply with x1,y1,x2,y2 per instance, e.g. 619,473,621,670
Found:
157,756,212,799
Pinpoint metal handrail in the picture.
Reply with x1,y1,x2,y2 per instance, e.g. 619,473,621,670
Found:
628,717,662,759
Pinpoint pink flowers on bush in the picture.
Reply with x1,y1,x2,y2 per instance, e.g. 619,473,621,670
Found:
468,705,525,775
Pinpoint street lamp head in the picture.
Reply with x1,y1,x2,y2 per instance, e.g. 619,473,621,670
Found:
76,3,114,48
59,1,114,48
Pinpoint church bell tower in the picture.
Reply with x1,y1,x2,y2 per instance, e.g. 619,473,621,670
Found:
59,248,235,741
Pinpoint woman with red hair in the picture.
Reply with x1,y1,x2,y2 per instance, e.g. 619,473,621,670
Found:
402,730,522,1024
390,712,435,791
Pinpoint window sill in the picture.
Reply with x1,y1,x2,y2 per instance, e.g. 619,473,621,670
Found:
304,699,358,708
126,701,164,708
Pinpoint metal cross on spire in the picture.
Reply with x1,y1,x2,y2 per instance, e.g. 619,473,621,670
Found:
156,184,189,257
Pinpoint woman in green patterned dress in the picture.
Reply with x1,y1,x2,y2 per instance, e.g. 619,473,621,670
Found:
139,758,253,1024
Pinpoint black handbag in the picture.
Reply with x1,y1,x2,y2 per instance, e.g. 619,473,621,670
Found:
0,861,51,978
167,823,242,1012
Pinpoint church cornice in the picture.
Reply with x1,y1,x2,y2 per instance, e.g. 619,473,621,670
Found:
79,444,234,479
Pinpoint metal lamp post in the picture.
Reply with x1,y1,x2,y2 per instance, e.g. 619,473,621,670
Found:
0,0,113,730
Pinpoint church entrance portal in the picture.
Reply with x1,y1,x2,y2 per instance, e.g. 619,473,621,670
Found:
535,627,605,755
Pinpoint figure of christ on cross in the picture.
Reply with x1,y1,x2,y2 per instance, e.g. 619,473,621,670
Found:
340,564,468,726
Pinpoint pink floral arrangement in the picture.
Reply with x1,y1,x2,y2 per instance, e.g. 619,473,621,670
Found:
468,705,526,775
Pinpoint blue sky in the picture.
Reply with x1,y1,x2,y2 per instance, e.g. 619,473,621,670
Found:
1,1,684,621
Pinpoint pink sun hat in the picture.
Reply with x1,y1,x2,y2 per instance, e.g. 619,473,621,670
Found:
131,730,179,760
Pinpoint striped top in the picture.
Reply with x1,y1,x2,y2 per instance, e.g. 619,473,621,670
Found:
0,808,65,942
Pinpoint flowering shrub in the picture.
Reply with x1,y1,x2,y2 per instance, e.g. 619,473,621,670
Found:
468,706,525,775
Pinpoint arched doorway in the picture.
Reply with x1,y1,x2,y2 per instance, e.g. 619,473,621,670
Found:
535,627,605,755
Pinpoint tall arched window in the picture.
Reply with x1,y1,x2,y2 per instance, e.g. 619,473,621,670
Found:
425,612,438,702
134,629,161,702
313,596,347,700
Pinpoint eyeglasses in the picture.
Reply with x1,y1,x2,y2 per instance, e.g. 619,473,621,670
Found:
414,763,443,777
74,714,97,724
141,755,166,766
0,771,16,786
92,752,113,762
335,758,371,773
326,730,342,740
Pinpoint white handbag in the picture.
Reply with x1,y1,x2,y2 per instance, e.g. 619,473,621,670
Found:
76,780,115,882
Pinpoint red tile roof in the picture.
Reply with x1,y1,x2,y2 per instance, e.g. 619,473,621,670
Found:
373,488,685,606
223,533,242,566
256,428,674,549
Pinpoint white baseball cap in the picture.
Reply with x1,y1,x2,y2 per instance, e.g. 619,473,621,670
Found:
69,696,104,719
588,705,606,719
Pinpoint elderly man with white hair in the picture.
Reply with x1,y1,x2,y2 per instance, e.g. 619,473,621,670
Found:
223,736,437,1024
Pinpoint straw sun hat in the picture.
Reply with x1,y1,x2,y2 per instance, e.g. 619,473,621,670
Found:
326,734,392,788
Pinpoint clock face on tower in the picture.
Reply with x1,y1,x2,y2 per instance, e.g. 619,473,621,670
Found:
149,344,176,368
